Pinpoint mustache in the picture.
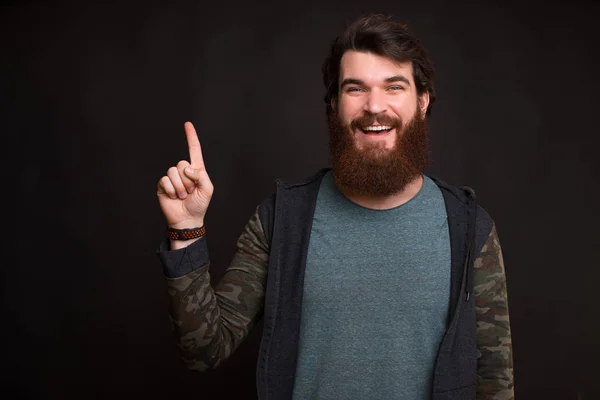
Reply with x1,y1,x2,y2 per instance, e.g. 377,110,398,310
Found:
349,113,402,131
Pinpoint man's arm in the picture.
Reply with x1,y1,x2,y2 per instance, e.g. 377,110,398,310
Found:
473,224,514,399
156,206,269,371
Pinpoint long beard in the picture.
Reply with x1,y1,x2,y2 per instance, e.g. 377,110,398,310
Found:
327,108,430,197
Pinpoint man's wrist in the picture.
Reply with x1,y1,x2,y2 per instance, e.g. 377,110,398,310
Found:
166,219,205,250
167,226,206,241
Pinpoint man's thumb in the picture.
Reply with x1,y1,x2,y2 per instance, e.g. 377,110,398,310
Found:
184,167,199,180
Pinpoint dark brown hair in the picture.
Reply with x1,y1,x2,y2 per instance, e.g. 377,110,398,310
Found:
322,13,436,116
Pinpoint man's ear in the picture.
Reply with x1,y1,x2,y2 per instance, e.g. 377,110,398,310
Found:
418,92,430,117
331,97,337,111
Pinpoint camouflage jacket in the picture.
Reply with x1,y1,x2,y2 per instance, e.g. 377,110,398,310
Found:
157,169,513,399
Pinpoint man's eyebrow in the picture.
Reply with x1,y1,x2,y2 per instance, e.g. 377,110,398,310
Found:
385,75,411,85
340,75,412,88
340,78,364,88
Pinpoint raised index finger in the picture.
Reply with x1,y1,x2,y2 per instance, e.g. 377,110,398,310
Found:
184,121,205,169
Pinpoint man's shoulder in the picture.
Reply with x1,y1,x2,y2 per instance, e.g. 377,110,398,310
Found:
426,174,490,208
426,174,475,203
256,168,331,244
426,173,495,238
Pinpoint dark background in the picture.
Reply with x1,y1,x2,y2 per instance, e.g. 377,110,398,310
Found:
2,0,599,398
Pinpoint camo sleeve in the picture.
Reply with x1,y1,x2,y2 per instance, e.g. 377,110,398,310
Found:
162,206,269,371
474,224,514,399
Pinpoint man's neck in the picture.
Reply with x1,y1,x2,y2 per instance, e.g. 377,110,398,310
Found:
334,174,424,210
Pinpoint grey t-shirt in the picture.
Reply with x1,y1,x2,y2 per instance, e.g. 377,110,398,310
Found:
292,171,451,400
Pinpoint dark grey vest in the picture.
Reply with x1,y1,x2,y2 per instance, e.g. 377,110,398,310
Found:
255,168,493,400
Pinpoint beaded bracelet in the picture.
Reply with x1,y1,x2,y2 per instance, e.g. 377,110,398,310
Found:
167,226,206,240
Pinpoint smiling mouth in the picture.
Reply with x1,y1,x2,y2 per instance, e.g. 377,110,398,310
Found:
360,125,393,135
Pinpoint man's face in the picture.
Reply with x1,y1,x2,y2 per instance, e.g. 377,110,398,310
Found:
335,50,427,152
328,50,431,197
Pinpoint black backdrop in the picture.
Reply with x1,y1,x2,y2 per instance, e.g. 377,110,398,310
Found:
2,0,599,399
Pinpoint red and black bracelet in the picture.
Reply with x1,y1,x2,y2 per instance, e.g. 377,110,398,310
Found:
167,226,206,240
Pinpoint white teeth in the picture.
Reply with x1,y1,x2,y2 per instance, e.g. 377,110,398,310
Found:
363,125,391,132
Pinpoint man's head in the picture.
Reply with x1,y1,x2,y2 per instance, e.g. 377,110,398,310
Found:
322,14,436,197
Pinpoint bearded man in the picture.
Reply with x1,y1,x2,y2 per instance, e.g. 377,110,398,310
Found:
155,13,514,400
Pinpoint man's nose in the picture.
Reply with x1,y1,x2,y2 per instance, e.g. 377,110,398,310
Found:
363,89,387,114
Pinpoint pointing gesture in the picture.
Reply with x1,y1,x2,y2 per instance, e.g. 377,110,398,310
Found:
157,121,214,230
186,121,206,170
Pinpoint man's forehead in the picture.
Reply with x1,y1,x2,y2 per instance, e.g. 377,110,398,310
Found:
340,50,413,81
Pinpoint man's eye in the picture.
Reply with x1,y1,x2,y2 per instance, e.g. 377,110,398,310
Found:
347,87,363,92
388,86,404,91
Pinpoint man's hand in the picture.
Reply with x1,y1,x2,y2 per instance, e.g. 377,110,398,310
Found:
157,121,214,230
